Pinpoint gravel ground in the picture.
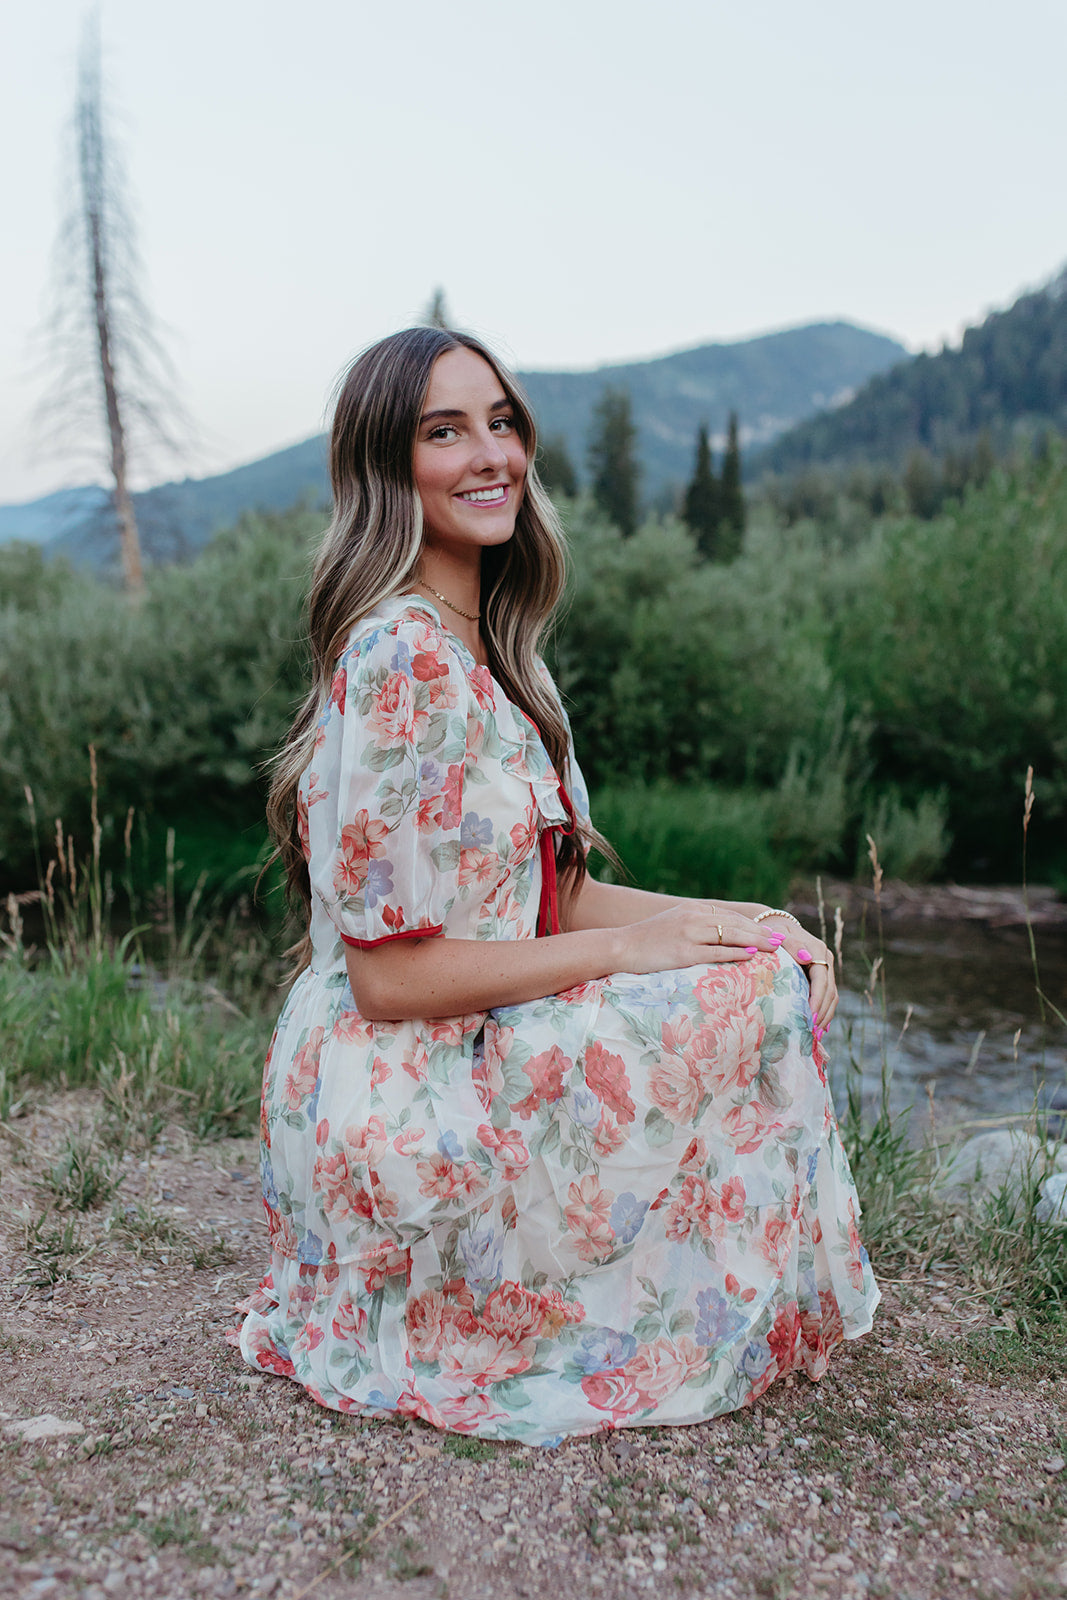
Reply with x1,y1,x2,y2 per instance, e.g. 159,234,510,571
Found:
1,1097,1065,1600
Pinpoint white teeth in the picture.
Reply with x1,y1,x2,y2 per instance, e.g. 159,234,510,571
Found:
459,487,506,503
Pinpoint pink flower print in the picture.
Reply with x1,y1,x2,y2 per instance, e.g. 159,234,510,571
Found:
311,1150,361,1225
593,1110,625,1157
689,1012,763,1098
719,1175,746,1222
666,1175,721,1244
582,1041,636,1126
459,847,497,889
624,1335,708,1407
480,1281,547,1345
416,1152,461,1201
332,811,389,897
468,663,496,711
473,1023,512,1113
434,1393,505,1433
411,648,458,707
333,1010,372,1047
292,1320,325,1357
368,1176,398,1222
648,1051,702,1125
392,1125,425,1157
283,1026,324,1111
370,1054,392,1087
454,1161,488,1200
342,1116,387,1169
248,1328,295,1378
767,1300,801,1377
722,1099,781,1155
661,1013,695,1055
329,666,347,714
557,979,602,1005
406,1288,450,1361
402,1041,430,1084
680,1136,708,1173
565,1175,615,1262
477,1124,531,1182
758,1214,792,1270
508,814,538,861
437,1321,536,1389
368,670,418,747
580,1368,645,1421
416,793,442,833
513,1045,569,1120
428,1018,467,1046
440,763,464,829
538,1287,586,1336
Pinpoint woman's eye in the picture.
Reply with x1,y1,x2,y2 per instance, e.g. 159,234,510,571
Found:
428,424,458,441
491,415,516,433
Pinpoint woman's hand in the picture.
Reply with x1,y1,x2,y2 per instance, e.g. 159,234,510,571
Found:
616,903,838,1035
756,917,839,1034
616,902,782,976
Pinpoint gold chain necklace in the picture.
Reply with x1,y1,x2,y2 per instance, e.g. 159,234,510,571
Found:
420,582,480,622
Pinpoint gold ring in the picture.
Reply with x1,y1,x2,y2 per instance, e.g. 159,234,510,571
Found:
716,924,724,945
806,959,831,968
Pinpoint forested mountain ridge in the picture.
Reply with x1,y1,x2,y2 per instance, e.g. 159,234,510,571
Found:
0,321,903,569
759,268,1067,476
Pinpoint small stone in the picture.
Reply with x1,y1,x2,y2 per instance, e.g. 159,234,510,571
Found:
195,1404,209,1418
1042,1455,1065,1474
478,1497,509,1522
945,1482,964,1502
6,1414,85,1442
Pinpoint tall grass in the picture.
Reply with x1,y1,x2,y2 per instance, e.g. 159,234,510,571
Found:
0,756,279,1142
838,799,1066,1338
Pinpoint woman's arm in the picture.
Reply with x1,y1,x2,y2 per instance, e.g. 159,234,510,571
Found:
345,900,782,1022
563,875,769,932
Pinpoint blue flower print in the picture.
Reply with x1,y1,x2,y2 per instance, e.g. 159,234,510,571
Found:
573,1328,638,1374
297,1229,324,1265
459,1223,503,1292
806,1149,820,1185
260,1156,279,1209
437,1128,464,1160
461,812,494,850
420,757,443,793
695,1287,746,1349
609,1193,648,1244
571,1088,601,1128
363,859,394,908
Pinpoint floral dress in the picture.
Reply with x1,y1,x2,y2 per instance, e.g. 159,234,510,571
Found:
236,593,880,1445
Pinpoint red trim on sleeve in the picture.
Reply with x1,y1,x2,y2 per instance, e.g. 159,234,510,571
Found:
341,925,444,950
536,782,580,939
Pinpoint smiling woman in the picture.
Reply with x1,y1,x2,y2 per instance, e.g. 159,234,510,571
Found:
234,325,879,1445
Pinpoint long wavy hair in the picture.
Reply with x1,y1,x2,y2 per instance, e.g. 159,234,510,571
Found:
267,325,601,972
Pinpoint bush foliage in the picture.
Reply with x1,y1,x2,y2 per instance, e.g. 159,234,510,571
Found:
1,449,1065,893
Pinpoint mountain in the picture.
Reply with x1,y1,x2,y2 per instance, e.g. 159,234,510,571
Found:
0,321,905,569
758,269,1067,477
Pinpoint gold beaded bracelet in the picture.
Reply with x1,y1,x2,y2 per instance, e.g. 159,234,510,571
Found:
753,908,802,927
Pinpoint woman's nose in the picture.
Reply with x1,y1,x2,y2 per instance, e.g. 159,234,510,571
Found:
471,428,509,472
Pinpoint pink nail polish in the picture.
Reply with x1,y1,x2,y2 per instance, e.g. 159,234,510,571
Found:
767,933,784,946
797,948,812,963
744,946,758,955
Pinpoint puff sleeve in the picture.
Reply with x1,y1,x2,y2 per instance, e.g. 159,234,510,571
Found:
304,618,470,947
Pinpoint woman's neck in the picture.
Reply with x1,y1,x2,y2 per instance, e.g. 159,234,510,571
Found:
411,552,486,666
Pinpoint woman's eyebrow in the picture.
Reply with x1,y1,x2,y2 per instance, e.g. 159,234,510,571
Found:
420,397,511,424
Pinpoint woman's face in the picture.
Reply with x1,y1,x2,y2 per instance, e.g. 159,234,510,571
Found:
413,347,527,560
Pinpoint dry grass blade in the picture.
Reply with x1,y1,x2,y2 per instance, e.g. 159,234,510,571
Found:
288,1486,429,1600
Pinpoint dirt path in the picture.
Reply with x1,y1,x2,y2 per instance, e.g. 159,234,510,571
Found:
1,1101,1065,1600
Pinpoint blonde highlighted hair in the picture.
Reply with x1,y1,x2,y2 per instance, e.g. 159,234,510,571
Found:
267,326,596,971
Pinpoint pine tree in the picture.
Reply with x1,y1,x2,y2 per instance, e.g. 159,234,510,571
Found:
587,387,640,536
682,422,721,558
719,411,746,559
536,434,578,497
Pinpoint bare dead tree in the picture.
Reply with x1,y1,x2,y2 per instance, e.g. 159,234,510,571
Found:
35,12,190,593
423,287,452,330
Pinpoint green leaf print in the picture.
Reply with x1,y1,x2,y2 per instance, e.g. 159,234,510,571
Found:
431,840,461,871
423,711,450,750
643,1107,675,1148
364,743,406,772
760,1024,790,1066
669,1309,696,1337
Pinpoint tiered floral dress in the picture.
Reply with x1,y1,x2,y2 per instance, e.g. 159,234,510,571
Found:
236,594,880,1444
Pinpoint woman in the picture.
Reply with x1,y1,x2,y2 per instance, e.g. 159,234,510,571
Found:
235,326,880,1444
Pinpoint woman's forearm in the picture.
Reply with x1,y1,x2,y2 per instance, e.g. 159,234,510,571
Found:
564,875,769,932
345,924,626,1022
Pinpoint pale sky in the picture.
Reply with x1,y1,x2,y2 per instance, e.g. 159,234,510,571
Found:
2,0,1065,503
